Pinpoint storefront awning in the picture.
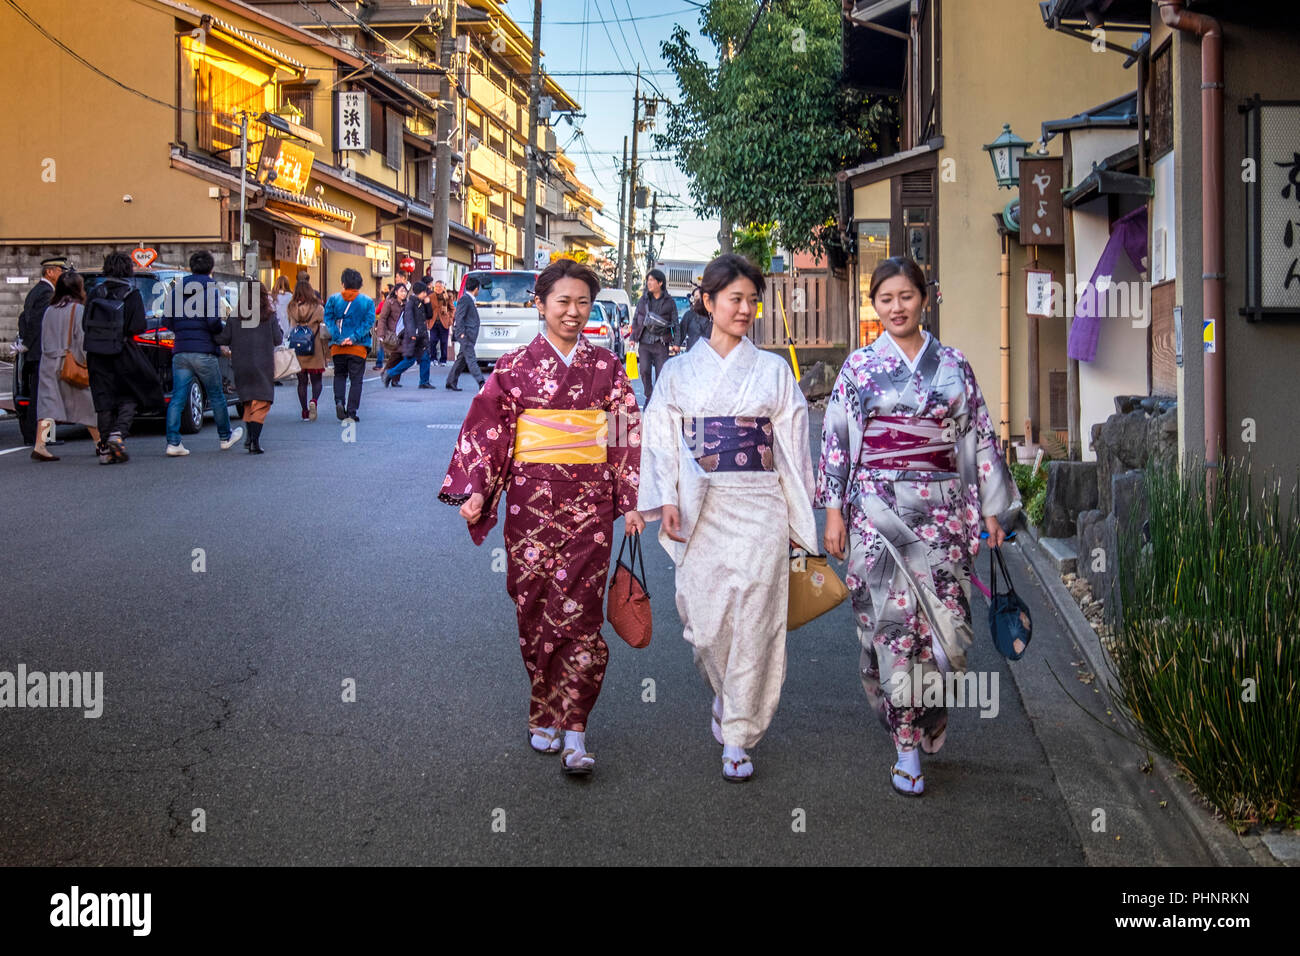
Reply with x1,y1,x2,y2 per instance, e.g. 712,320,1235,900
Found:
261,207,387,259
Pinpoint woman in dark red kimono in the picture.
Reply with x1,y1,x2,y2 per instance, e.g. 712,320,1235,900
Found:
439,258,644,777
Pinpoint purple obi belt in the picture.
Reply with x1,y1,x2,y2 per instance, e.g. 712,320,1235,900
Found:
861,415,957,472
683,416,776,473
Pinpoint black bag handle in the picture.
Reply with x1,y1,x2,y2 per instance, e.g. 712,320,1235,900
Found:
988,545,1015,598
616,531,650,600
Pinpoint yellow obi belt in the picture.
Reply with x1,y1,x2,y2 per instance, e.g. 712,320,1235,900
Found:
513,409,608,464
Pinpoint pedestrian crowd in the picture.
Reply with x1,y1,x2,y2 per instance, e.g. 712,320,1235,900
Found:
13,250,1018,794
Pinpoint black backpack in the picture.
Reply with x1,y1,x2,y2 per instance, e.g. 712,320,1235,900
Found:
83,292,127,355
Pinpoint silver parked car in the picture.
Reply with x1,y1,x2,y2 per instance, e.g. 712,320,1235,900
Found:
459,270,541,368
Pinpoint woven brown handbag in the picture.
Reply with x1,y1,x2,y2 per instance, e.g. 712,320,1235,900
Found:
607,532,652,648
787,549,849,631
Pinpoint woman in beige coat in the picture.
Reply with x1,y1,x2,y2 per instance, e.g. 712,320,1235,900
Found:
287,277,326,420
33,271,99,461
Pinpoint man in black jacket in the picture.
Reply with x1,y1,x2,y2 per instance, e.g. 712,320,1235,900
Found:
628,268,678,401
84,252,163,463
15,255,67,446
444,277,485,391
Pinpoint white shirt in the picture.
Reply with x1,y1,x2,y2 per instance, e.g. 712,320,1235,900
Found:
545,334,579,366
882,329,931,372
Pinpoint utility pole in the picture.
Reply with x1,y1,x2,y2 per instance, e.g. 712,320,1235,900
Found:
523,0,542,269
615,135,628,287
623,65,641,298
237,111,249,274
645,192,658,273
431,0,459,285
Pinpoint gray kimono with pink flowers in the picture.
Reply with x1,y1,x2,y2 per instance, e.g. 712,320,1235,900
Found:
815,334,1019,752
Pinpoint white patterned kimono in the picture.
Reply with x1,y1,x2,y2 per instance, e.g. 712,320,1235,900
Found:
638,337,819,748
815,334,1019,752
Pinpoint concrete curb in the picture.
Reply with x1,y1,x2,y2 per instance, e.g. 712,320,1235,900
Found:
1016,525,1263,868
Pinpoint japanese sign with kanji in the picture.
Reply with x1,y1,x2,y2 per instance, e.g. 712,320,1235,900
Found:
1258,103,1300,311
335,91,370,152
256,137,314,194
1019,157,1064,247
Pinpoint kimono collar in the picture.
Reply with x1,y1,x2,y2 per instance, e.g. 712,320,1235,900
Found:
527,332,591,368
701,334,756,369
544,332,583,366
881,330,932,372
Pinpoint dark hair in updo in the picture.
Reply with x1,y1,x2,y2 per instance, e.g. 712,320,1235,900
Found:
535,258,601,302
868,256,928,303
699,253,765,301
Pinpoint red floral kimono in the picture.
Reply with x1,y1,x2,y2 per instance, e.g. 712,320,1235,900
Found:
439,334,641,732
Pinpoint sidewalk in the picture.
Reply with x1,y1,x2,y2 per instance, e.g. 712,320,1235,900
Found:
1012,526,1291,866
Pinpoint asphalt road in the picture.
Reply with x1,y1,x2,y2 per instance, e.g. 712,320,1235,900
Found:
0,366,1193,866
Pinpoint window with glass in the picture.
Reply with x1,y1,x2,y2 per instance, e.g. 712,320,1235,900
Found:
856,221,890,346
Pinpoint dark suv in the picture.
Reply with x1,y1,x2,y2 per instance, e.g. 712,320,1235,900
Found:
10,268,248,434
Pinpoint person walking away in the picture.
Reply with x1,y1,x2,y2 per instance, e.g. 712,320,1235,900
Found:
32,270,98,461
272,275,293,343
16,255,67,447
444,276,485,391
216,281,282,453
628,268,678,402
415,280,436,387
83,252,164,463
634,254,819,782
287,277,326,420
323,268,375,423
439,258,644,775
429,280,453,367
816,256,1020,797
384,282,429,387
162,251,242,457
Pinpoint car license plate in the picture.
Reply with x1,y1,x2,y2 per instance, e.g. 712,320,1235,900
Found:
488,327,511,338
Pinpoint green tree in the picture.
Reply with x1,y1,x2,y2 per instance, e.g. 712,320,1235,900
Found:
733,222,774,272
659,0,893,256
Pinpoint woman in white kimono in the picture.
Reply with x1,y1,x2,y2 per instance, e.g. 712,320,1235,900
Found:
634,254,819,782
817,256,1019,797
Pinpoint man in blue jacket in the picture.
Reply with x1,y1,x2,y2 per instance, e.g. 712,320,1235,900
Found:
164,251,242,456
323,268,375,422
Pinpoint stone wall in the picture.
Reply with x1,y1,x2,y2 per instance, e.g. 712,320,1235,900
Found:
2,243,238,347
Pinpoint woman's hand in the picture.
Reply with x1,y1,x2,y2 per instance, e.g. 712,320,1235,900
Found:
984,515,1006,550
624,510,646,535
824,509,847,560
662,504,686,543
460,492,485,524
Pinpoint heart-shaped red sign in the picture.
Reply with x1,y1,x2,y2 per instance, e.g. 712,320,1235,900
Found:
131,247,158,269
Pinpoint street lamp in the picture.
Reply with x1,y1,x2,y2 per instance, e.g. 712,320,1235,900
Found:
983,123,1031,190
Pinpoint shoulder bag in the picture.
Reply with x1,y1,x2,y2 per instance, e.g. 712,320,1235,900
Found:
59,305,90,389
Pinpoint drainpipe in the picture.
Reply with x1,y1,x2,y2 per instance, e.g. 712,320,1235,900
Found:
1157,1,1224,494
1000,233,1011,450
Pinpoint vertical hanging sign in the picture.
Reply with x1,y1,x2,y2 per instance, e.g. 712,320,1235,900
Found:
335,91,370,152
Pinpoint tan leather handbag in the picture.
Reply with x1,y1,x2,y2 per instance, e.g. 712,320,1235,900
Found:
607,532,652,648
787,549,849,631
59,304,90,389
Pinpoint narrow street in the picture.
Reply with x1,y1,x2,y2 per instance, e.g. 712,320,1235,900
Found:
0,381,1212,865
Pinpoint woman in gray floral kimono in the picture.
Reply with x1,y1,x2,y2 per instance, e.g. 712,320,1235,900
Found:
816,257,1019,797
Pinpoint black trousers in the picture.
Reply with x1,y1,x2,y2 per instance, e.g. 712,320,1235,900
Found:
87,353,138,438
17,358,39,445
639,340,670,402
445,337,485,387
431,323,449,363
332,354,365,414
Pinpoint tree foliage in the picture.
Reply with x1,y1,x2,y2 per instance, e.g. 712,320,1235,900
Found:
658,0,894,255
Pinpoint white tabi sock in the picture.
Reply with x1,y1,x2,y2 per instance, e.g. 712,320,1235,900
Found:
722,744,753,779
893,747,923,793
563,730,593,768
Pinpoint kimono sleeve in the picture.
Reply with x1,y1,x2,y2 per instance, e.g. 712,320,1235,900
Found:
956,358,1020,520
815,365,856,511
438,368,517,545
634,366,682,523
606,358,642,515
771,362,820,553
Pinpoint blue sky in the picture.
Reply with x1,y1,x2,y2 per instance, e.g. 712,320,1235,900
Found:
501,0,719,265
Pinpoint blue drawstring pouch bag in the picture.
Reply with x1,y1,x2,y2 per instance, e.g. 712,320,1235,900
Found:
988,545,1032,660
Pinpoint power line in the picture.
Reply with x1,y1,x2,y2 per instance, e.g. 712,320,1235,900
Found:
623,0,659,71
